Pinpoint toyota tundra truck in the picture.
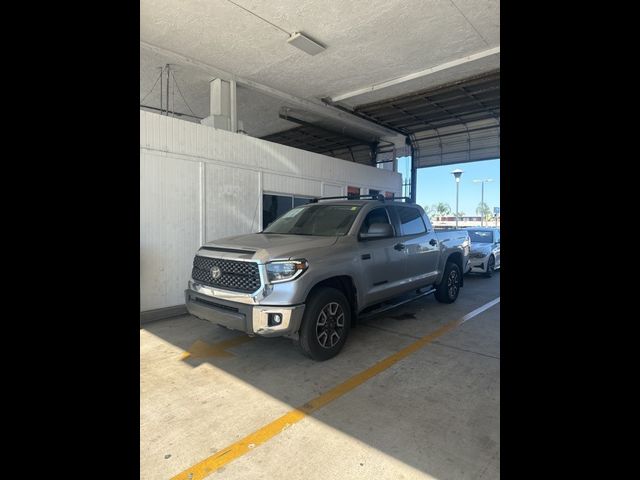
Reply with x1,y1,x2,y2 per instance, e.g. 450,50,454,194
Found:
185,196,470,360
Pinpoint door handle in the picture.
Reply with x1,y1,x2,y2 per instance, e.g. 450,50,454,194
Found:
394,243,405,251
429,239,437,246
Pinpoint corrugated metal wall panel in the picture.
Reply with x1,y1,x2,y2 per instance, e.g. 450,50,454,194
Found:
139,111,401,191
322,183,344,197
263,173,322,197
204,164,261,241
140,152,201,310
140,111,402,312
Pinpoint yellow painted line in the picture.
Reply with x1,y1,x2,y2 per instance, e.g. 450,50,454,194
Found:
180,335,254,360
171,297,500,480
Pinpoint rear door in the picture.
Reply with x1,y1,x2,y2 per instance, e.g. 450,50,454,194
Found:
391,205,440,287
357,206,408,306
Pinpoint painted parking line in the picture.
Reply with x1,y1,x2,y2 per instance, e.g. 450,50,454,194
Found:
170,297,500,480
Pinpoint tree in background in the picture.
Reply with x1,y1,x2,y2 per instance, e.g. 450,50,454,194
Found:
432,202,451,218
423,204,435,218
476,202,492,222
455,211,465,218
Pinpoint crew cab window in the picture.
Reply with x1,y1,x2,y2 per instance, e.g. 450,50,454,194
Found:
360,208,392,234
396,207,427,236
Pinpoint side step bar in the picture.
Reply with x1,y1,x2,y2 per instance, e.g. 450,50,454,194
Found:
358,287,436,321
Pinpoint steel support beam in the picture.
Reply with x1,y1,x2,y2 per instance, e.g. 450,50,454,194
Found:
330,47,500,103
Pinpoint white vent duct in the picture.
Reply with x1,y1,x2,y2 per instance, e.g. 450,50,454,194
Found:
201,78,238,132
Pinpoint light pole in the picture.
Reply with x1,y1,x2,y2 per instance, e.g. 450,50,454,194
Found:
451,169,463,228
473,179,493,226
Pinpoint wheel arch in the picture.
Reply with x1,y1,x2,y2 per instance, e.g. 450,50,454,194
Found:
305,275,358,325
442,251,464,287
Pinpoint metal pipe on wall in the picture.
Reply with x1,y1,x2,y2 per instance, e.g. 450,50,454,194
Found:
159,66,163,115
230,79,237,133
166,64,170,117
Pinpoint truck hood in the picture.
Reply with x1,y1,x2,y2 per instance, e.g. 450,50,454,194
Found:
200,233,339,263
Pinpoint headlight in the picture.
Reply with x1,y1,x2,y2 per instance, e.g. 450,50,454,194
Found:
266,260,308,283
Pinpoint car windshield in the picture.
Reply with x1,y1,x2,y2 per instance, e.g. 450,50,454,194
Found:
262,204,361,236
467,230,494,243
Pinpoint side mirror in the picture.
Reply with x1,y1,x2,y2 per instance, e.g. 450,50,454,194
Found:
359,223,394,240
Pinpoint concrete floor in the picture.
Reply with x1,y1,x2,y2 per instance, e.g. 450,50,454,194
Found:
141,272,500,480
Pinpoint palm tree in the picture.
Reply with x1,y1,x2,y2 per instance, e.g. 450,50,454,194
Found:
433,202,451,219
476,202,492,222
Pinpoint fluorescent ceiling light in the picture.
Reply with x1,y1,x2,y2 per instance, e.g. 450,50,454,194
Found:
287,32,326,55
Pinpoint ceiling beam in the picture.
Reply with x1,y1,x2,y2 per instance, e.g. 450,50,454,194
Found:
140,41,403,141
330,46,500,103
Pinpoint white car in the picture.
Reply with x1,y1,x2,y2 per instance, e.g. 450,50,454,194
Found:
466,227,500,277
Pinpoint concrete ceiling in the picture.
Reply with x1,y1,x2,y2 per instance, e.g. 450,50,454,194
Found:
140,46,300,136
140,0,499,138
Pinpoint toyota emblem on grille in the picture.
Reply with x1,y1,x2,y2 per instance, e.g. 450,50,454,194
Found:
210,266,222,280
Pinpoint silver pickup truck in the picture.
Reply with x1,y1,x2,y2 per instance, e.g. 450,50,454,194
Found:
185,196,470,360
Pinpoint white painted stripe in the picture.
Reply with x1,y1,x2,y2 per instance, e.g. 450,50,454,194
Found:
460,297,500,323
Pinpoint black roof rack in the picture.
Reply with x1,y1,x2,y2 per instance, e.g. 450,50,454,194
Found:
308,194,412,204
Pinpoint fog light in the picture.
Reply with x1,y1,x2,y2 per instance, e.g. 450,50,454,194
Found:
268,313,283,326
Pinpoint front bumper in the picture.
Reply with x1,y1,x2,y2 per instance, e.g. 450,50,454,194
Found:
469,256,489,273
185,289,305,338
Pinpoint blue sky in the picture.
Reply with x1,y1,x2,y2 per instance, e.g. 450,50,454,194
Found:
397,158,500,215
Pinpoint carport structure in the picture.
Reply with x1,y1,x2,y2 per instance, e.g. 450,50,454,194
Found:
140,1,500,479
140,0,500,200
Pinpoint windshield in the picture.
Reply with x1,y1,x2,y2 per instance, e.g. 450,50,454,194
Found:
467,230,494,243
263,204,361,236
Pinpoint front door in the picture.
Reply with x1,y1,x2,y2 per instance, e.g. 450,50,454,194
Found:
357,207,407,306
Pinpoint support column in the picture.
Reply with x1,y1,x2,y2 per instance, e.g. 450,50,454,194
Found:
392,146,398,172
408,137,417,203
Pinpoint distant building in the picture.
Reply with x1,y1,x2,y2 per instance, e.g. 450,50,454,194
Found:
431,215,500,228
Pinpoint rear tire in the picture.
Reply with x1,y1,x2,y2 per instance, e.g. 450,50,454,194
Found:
435,262,461,303
299,287,351,361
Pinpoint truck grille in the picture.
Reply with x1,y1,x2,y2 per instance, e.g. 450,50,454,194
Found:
192,256,261,293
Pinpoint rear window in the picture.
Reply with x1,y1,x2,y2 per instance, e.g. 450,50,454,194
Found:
396,207,427,236
467,230,494,243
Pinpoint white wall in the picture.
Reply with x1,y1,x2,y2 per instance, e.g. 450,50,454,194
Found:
140,111,402,311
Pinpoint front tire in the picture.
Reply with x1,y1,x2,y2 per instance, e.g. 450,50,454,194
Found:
484,255,495,278
435,262,461,303
299,287,351,361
